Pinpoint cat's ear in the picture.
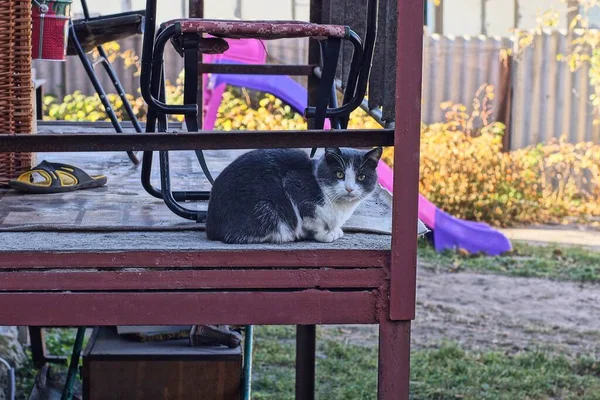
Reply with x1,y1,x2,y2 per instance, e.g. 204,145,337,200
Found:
364,147,383,166
324,147,342,164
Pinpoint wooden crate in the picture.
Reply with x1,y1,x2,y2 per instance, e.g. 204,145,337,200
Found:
83,327,242,400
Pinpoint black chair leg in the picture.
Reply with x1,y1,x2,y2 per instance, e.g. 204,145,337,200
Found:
69,22,139,165
183,34,215,186
141,33,209,220
95,45,144,134
141,56,165,199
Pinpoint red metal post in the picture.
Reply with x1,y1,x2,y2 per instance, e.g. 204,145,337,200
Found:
390,0,424,320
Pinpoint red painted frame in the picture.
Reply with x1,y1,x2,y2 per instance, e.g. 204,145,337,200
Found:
0,249,389,269
0,0,424,398
0,291,380,325
390,0,424,320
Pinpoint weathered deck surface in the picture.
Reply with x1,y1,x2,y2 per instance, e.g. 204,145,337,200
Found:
0,122,392,252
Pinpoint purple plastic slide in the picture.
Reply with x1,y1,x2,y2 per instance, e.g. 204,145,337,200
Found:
201,38,511,255
377,162,512,255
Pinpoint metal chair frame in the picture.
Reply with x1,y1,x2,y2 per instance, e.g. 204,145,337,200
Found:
68,0,145,164
138,0,379,223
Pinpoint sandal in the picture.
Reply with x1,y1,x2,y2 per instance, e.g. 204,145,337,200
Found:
8,161,107,194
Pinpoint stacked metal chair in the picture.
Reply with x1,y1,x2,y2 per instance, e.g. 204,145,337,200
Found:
68,0,145,164
139,0,380,223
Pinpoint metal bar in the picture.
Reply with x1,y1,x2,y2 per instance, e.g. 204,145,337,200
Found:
314,67,391,128
389,0,424,321
296,325,316,400
242,325,254,400
0,129,394,153
202,64,315,76
0,356,15,400
68,22,139,165
29,327,47,368
60,327,86,400
0,291,379,326
314,39,341,130
0,249,389,269
159,151,205,221
96,45,144,134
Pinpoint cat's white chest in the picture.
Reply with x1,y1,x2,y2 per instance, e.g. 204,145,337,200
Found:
315,201,359,231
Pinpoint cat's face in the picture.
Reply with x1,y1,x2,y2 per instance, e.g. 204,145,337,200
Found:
316,147,383,203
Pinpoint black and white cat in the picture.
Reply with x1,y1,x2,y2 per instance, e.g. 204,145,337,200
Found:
206,147,383,244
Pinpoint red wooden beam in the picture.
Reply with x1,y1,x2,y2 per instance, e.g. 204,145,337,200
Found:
0,249,389,269
0,269,386,291
0,290,380,325
378,320,411,400
390,0,424,320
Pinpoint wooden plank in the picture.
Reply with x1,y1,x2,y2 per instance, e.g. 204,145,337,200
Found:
368,0,388,111
342,0,367,85
0,269,386,291
0,249,389,269
377,319,411,400
0,291,380,325
381,0,398,122
390,0,424,320
0,129,395,153
328,0,346,84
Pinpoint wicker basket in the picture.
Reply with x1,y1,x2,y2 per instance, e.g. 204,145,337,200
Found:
0,0,33,186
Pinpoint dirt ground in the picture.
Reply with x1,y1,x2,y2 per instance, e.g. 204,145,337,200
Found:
326,263,600,357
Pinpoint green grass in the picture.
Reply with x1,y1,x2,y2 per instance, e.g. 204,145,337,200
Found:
251,326,600,400
417,238,600,282
16,327,600,399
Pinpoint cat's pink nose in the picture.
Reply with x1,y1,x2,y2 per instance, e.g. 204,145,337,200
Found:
346,188,354,193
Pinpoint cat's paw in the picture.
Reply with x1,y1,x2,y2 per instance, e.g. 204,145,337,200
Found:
333,227,344,240
314,231,336,243
314,229,343,243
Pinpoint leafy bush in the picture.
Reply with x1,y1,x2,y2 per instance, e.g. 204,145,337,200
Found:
382,98,600,227
44,91,146,122
43,75,376,130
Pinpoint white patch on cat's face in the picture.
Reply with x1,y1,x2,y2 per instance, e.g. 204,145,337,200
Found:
328,162,364,203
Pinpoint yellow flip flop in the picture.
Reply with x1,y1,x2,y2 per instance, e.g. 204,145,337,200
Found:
8,161,107,194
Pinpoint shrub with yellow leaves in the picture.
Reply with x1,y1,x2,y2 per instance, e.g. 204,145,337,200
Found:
383,122,600,227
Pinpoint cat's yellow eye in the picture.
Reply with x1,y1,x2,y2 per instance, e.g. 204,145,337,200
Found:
357,174,366,181
336,171,345,179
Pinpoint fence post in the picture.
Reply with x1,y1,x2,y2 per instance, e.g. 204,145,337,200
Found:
497,52,513,151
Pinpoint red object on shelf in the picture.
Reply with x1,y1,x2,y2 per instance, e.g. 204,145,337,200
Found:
31,0,72,61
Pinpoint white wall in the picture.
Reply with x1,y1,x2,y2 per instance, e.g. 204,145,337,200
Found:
443,0,482,36
204,0,237,19
440,0,567,36
484,0,515,36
